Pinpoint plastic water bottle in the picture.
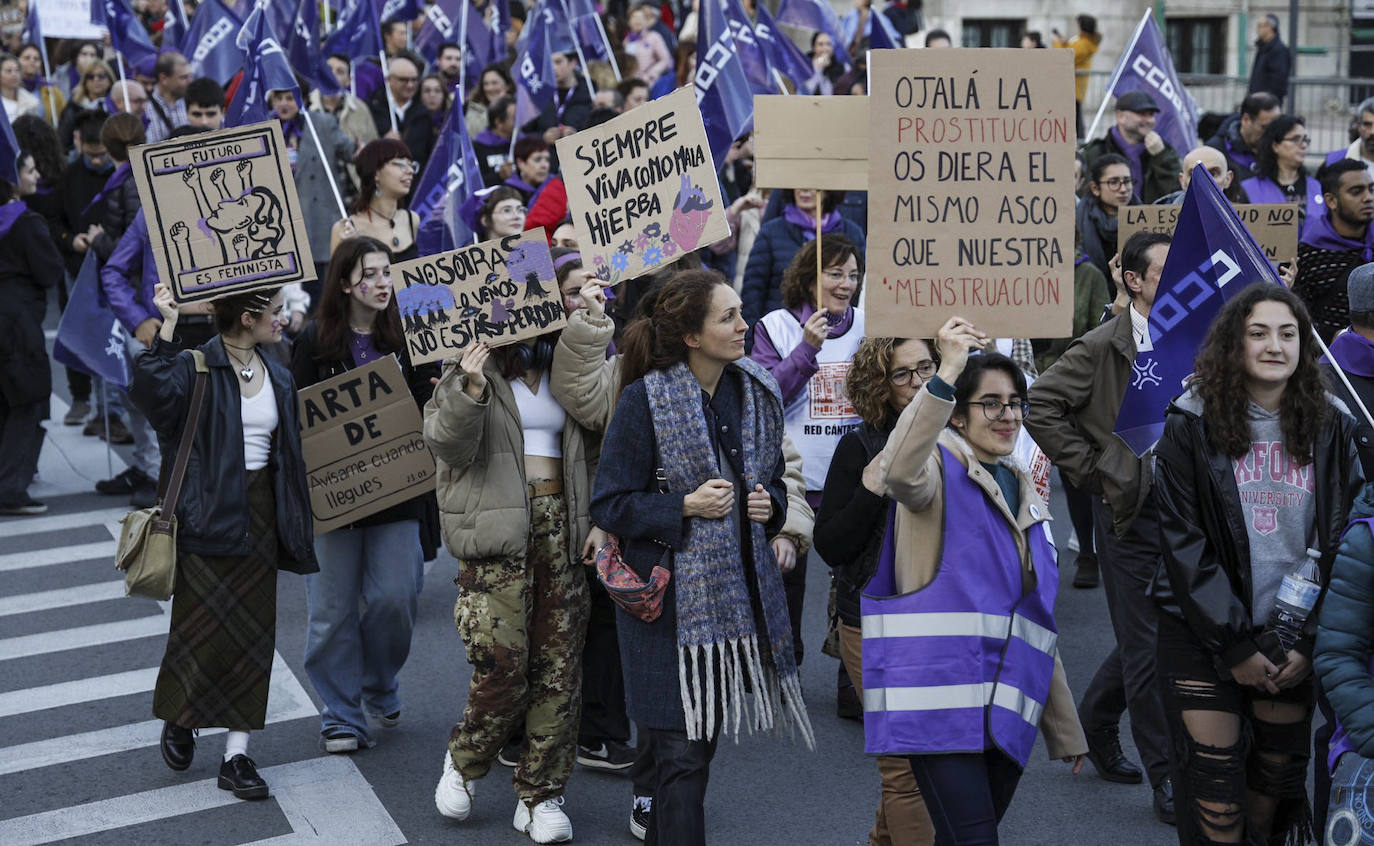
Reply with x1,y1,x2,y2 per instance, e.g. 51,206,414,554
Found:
1267,548,1323,653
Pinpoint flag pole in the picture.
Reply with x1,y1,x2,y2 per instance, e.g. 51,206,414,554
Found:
303,110,348,220
570,35,595,101
36,33,57,129
458,0,470,95
593,15,622,82
1083,9,1151,144
100,381,112,478
379,50,399,133
115,54,131,112
323,1,332,35
772,68,789,95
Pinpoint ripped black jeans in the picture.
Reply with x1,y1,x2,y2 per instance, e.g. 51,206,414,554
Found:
1156,612,1315,846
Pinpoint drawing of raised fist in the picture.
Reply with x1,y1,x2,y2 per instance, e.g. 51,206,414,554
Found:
169,221,193,270
232,233,249,262
210,167,229,201
236,160,252,194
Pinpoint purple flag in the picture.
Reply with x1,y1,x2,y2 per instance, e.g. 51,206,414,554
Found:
1113,165,1277,454
567,0,611,63
324,0,383,61
377,0,425,24
288,0,343,96
0,100,20,184
413,103,486,255
92,0,158,70
696,0,753,166
723,0,774,96
866,10,900,51
1098,12,1199,157
226,5,302,127
53,253,132,388
21,0,42,48
755,2,814,91
512,0,555,128
183,0,244,85
164,0,190,51
775,0,849,67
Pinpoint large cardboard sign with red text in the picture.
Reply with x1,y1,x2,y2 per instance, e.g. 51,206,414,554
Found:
866,49,1076,337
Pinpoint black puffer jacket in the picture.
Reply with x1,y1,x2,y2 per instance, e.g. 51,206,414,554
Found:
815,422,891,626
129,335,318,573
90,174,140,264
1150,388,1363,667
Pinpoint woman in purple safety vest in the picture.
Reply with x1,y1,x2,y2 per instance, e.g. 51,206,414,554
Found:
862,317,1087,845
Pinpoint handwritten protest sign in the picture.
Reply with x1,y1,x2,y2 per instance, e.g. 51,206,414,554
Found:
866,49,1076,338
1120,203,1298,263
130,121,316,304
298,356,435,535
556,86,729,285
392,230,566,365
753,95,869,190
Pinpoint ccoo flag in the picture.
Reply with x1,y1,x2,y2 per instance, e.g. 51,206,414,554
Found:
183,0,244,85
413,103,486,255
723,0,775,96
92,0,159,71
512,0,555,128
567,0,613,63
324,0,383,62
1112,165,1277,455
696,0,753,166
1096,11,1199,157
754,1,814,92
226,5,302,127
288,0,343,96
53,253,132,388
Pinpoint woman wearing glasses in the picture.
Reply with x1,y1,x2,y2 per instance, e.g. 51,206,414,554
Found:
57,59,112,154
814,335,939,844
750,235,865,666
1241,115,1325,233
865,317,1087,844
1076,153,1135,282
331,139,420,262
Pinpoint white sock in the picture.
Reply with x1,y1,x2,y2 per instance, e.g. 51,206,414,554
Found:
224,731,250,762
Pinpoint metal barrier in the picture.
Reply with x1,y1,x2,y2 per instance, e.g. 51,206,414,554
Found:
1080,70,1374,158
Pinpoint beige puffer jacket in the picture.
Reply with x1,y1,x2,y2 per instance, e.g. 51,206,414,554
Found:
423,357,597,564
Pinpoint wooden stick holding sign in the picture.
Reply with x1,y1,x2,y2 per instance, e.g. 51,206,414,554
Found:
815,197,823,308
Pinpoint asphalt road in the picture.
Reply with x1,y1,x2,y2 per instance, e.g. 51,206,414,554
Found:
0,307,1180,845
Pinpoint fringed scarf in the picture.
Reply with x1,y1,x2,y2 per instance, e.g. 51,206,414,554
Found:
643,358,814,749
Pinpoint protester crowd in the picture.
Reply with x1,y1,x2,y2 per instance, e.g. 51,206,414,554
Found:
10,2,1374,845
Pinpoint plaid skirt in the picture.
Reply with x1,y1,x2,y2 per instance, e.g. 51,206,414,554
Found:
153,469,279,731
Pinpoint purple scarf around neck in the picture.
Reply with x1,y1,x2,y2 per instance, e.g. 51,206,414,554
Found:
1301,208,1374,259
783,203,842,238
0,201,27,238
1110,126,1147,192
82,162,131,217
474,129,508,146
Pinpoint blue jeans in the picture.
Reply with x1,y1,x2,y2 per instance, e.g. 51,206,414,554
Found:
304,519,423,741
908,750,1023,845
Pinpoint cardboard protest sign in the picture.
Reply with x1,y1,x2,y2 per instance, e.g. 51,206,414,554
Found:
1119,203,1298,263
130,121,316,304
866,49,1076,338
392,230,567,365
298,355,435,535
753,95,869,190
556,86,729,285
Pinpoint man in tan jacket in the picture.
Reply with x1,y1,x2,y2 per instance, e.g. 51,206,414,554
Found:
1025,231,1175,824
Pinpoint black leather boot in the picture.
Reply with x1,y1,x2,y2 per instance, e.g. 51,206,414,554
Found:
1084,725,1144,783
160,722,195,772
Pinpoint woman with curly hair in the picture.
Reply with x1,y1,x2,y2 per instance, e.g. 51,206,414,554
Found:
1151,283,1364,845
814,335,937,844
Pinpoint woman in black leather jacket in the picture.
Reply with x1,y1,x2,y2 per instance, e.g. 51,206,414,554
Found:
130,284,317,802
813,335,937,844
1151,284,1363,846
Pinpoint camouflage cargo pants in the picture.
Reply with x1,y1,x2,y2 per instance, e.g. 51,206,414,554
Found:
448,491,591,804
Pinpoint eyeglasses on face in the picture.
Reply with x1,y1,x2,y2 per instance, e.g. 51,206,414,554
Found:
1099,177,1134,190
889,361,937,386
965,399,1031,421
822,268,861,284
387,159,419,173
1282,134,1311,146
494,203,527,216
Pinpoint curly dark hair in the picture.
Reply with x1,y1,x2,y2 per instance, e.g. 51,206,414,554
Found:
780,234,864,310
1193,284,1325,463
846,337,938,431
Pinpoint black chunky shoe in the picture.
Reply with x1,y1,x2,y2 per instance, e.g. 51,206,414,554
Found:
218,754,269,800
1153,778,1176,825
160,722,195,771
1084,725,1144,784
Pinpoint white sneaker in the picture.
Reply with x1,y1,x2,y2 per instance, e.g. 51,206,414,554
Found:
513,796,573,843
434,750,473,820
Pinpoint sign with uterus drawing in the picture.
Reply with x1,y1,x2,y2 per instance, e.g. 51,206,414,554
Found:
130,121,316,303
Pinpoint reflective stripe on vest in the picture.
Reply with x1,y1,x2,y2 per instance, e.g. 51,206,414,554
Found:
860,445,1059,767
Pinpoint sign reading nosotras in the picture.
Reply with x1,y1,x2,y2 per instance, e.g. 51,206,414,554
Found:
1119,203,1299,263
556,86,729,285
298,355,435,535
392,230,566,365
866,49,1077,338
130,121,316,304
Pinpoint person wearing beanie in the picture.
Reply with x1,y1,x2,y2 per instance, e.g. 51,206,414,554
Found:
1294,159,1374,342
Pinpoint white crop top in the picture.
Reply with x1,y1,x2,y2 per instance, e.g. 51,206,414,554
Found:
512,370,565,458
241,385,279,471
